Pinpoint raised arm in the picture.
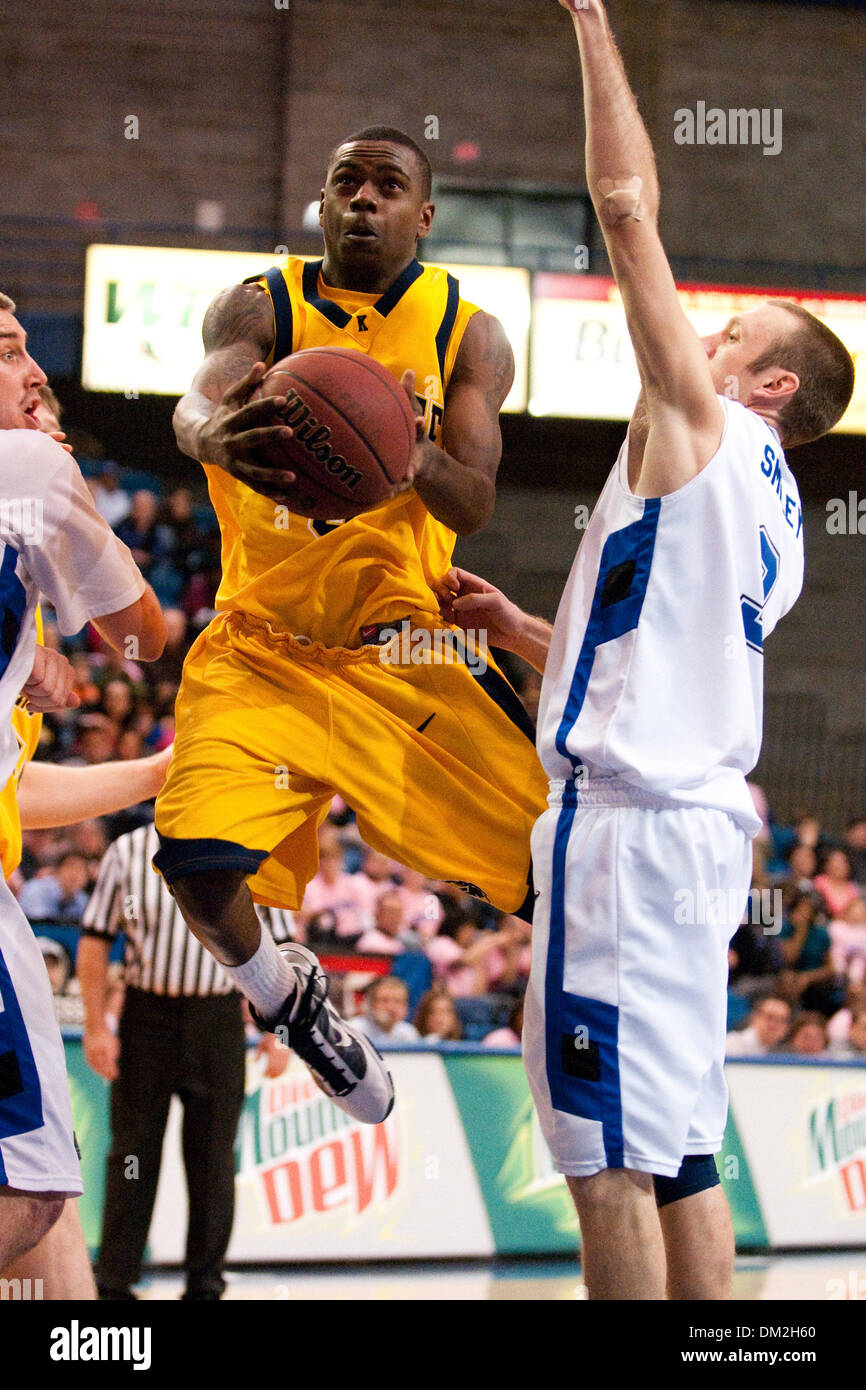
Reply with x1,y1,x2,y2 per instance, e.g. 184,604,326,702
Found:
560,0,723,495
405,310,514,535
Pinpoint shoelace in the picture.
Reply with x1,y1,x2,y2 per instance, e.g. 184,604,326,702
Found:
287,953,328,1033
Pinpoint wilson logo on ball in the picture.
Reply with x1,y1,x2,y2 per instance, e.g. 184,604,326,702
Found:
253,346,416,520
282,388,363,490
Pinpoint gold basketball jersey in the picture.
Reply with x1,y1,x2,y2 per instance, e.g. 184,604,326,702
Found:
202,256,480,648
0,608,44,879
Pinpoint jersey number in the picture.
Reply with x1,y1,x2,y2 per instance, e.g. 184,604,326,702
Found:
740,526,779,654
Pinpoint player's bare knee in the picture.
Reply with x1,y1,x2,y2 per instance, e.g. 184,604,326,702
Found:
0,1192,65,1256
568,1167,654,1219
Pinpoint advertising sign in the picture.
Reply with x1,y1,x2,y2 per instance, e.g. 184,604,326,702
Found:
82,245,529,410
64,1038,866,1261
530,275,866,433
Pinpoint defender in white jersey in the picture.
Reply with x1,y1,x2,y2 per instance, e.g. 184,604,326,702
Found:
439,1,854,1301
0,292,165,1283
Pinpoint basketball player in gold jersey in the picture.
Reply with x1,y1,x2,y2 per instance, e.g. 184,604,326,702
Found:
158,127,547,1122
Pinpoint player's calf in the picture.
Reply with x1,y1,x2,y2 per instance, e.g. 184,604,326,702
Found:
657,1171,734,1301
169,867,262,966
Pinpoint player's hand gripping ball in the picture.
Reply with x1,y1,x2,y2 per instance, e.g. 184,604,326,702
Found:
250,347,418,519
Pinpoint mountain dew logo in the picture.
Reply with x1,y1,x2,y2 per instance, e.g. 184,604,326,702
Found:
235,1073,399,1226
807,1090,866,1212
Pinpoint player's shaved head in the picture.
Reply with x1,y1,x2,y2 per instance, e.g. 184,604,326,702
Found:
329,126,432,200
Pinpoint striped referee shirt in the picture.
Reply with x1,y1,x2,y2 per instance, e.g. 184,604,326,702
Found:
81,823,295,997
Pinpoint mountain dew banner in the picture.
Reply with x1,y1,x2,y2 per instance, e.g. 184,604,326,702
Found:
725,1060,866,1247
63,1039,866,1259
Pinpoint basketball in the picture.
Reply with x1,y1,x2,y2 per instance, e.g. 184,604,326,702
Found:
252,347,417,519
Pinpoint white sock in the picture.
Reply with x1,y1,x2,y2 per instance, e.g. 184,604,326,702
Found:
226,928,296,1024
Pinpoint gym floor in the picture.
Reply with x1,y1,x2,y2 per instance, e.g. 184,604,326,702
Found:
133,1252,866,1301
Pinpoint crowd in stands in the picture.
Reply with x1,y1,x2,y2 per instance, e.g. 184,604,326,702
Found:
726,814,866,1059
13,451,866,1060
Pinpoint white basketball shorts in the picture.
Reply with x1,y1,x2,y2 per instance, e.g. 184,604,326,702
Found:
0,876,82,1194
523,781,752,1178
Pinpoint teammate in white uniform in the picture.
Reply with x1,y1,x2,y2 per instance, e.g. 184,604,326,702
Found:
0,292,165,1280
438,0,854,1300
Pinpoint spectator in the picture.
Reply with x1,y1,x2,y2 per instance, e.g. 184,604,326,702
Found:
830,1006,866,1059
788,1012,830,1057
356,889,423,955
143,686,177,751
827,983,866,1048
482,997,525,1049
843,817,866,887
157,487,199,553
116,490,160,574
37,937,71,996
814,849,860,920
777,889,841,1016
395,866,443,937
100,677,137,734
349,976,420,1046
828,896,866,985
17,826,56,881
793,813,822,853
725,995,791,1056
299,827,374,940
89,461,130,528
728,913,785,1002
426,916,529,998
150,489,202,604
181,565,219,631
18,851,90,922
69,819,109,889
69,651,100,706
785,843,817,892
355,846,398,899
69,714,117,767
86,638,146,688
414,987,462,1041
116,729,147,761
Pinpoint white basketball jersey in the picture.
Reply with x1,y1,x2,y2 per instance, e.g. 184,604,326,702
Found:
537,397,804,836
0,430,145,788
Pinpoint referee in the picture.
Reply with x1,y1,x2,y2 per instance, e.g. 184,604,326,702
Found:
77,822,294,1301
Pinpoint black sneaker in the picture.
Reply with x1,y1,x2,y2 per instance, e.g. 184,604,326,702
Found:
250,944,395,1125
